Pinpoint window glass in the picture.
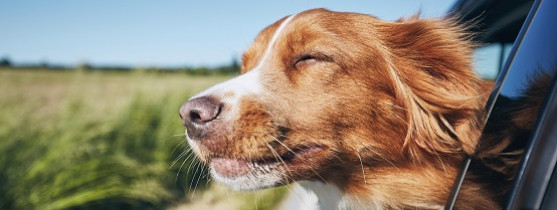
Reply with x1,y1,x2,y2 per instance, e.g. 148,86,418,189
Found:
473,43,513,80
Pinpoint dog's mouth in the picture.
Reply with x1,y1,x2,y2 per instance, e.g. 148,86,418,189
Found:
183,104,333,190
208,144,326,184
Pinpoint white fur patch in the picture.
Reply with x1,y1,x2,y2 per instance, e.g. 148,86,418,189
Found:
299,181,344,210
280,181,384,210
190,13,298,106
209,162,284,191
279,183,321,210
279,181,345,210
192,69,263,106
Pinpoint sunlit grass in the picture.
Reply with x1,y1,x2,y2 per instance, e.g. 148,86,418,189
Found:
0,68,286,209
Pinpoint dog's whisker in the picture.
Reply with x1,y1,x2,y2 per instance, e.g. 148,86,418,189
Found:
191,160,207,198
171,133,188,138
205,177,212,188
378,153,401,172
175,153,193,183
184,156,199,185
170,147,192,169
356,152,368,185
265,142,294,180
189,159,202,197
170,140,189,158
272,138,329,185
174,150,195,172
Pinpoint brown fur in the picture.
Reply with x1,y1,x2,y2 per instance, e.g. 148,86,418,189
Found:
185,9,544,209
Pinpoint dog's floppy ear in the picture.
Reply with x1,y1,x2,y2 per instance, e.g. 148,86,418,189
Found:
378,18,491,160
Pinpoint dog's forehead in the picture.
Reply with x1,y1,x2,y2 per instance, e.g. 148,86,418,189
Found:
241,9,337,72
241,9,382,73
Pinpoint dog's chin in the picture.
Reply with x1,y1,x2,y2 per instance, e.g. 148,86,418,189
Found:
209,158,285,191
205,145,328,191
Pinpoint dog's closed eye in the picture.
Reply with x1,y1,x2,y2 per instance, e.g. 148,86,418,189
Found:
293,52,332,69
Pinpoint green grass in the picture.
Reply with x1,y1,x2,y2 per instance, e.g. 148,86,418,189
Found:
0,68,286,210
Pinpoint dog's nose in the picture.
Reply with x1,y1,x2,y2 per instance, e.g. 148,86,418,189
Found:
179,96,221,127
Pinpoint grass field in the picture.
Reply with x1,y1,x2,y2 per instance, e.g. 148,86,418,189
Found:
0,68,286,210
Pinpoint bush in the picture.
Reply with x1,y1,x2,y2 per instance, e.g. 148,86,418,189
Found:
0,70,222,209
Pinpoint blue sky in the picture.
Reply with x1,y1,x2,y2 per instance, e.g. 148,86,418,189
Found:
0,1,457,67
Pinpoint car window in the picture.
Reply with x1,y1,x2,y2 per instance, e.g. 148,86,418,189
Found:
447,0,557,208
473,43,513,80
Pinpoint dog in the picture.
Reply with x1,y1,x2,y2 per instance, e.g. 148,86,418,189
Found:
178,9,532,209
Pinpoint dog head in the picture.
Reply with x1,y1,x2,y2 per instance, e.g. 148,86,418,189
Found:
179,9,488,192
